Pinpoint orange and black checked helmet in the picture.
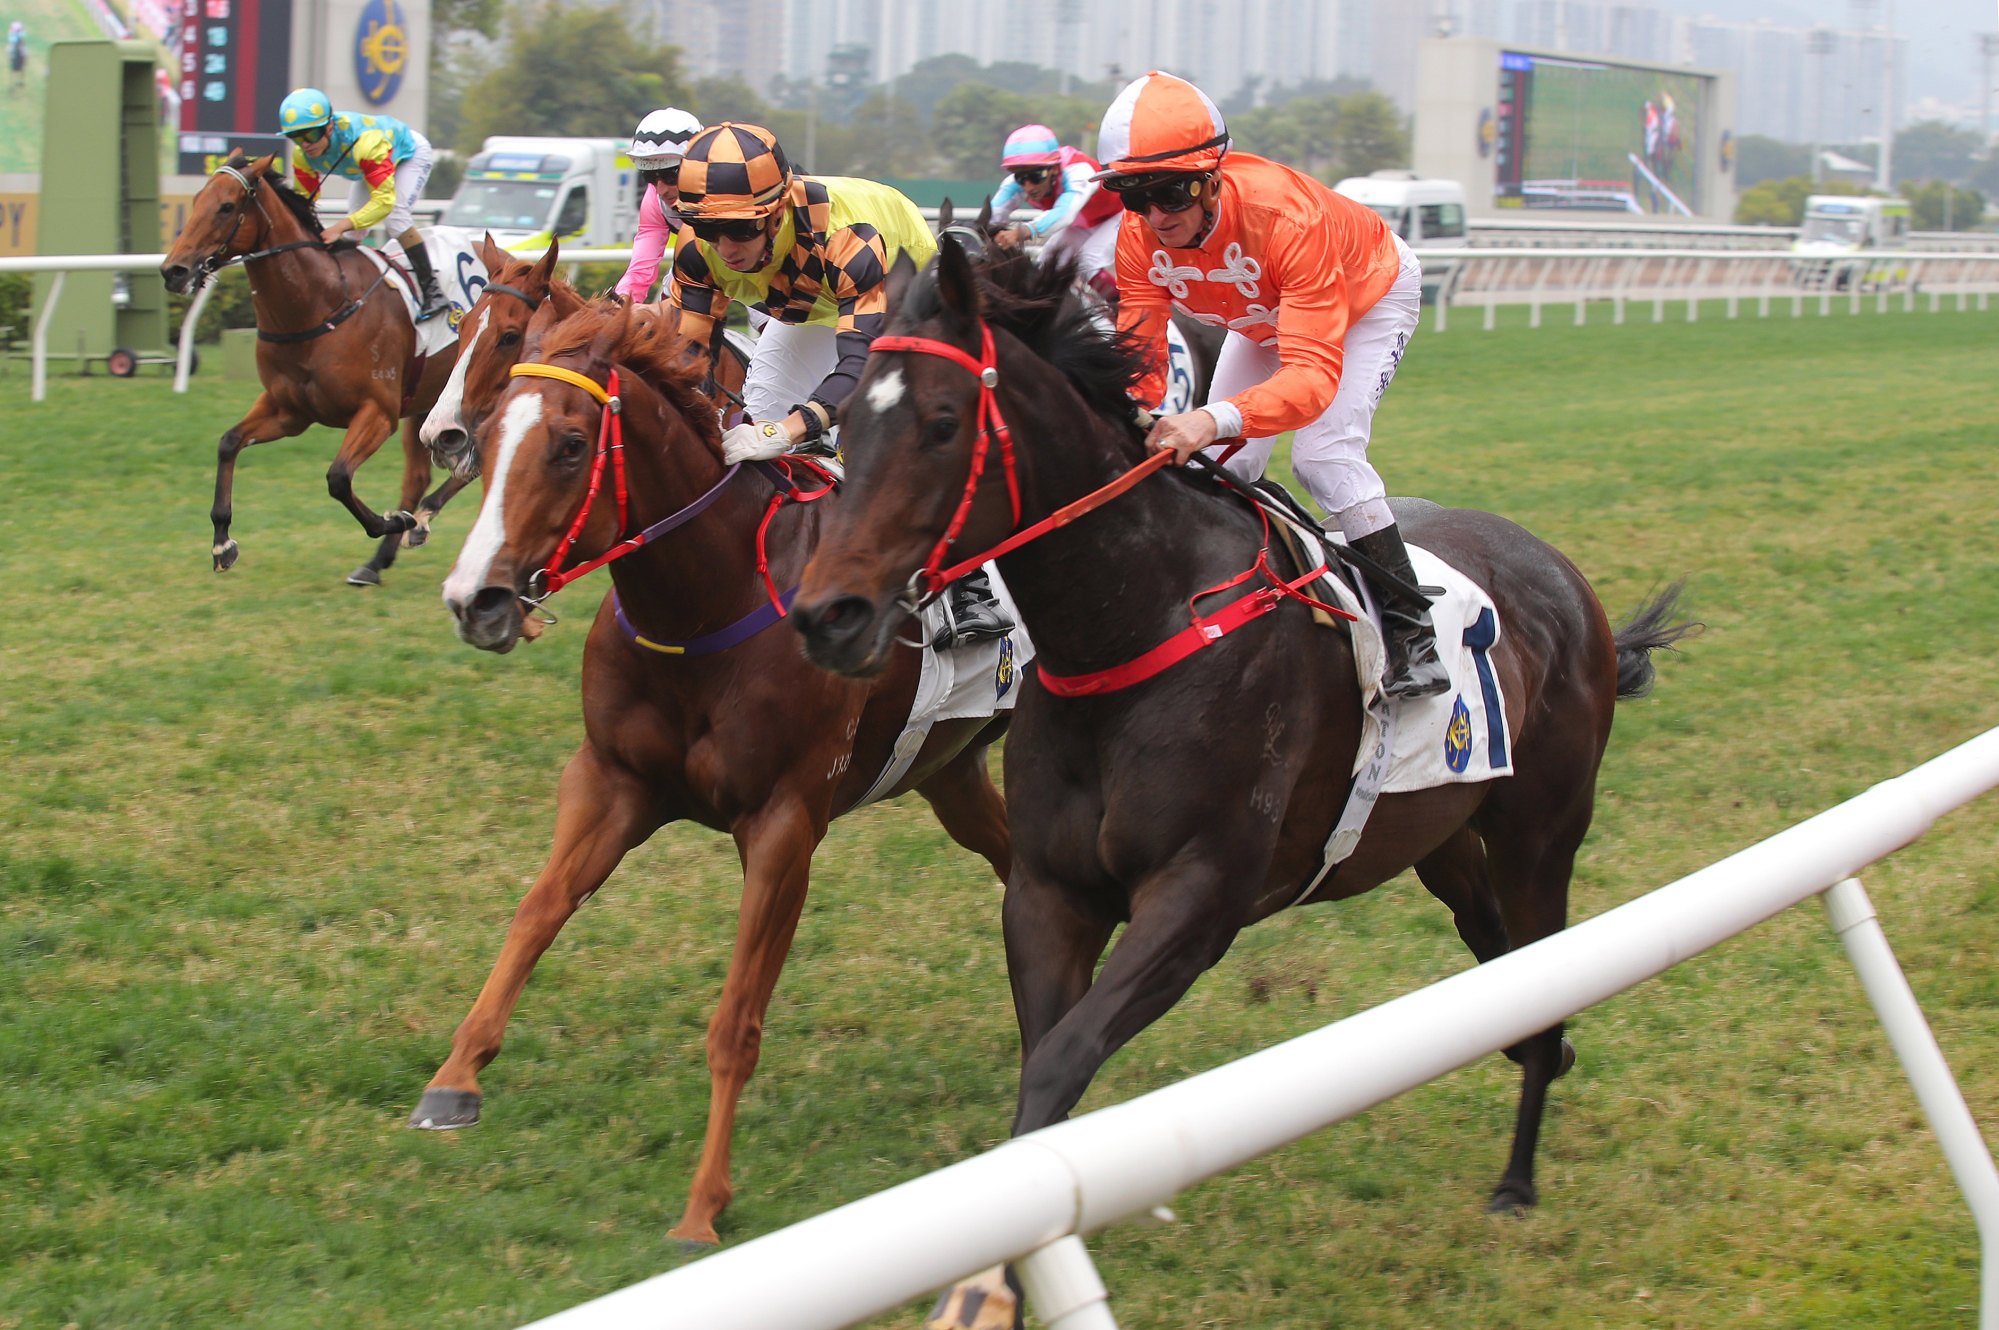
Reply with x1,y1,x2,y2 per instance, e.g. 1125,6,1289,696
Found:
676,123,794,220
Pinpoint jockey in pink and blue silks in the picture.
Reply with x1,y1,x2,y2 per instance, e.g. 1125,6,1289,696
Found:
989,123,1124,297
615,106,703,302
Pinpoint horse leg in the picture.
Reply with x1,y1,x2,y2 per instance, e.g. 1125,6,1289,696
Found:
1012,862,1242,1136
1475,785,1594,1214
349,417,436,585
669,798,822,1245
210,393,309,572
325,399,419,548
407,472,472,551
408,746,657,1132
913,741,1011,883
1414,826,1511,964
926,865,1111,1330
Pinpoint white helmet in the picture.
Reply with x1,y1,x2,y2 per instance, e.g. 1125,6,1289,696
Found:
630,107,704,165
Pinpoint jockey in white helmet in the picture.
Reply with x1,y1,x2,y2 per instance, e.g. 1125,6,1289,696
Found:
616,106,703,302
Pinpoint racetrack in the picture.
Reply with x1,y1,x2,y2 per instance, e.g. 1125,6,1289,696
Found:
4,304,1998,1329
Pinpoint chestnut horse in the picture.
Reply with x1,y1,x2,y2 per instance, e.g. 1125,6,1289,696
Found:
160,152,469,585
410,300,1014,1246
419,235,751,480
792,242,1693,1267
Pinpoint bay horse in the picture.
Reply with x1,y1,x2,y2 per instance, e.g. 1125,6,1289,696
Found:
159,151,470,586
791,241,1692,1277
409,299,1014,1246
418,235,752,481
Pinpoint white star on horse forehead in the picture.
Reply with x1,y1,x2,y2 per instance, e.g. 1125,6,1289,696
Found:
865,367,906,412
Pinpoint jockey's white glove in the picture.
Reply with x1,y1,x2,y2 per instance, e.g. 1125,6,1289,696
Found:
721,420,790,463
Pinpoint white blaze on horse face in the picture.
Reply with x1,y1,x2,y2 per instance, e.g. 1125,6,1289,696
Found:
865,367,905,414
421,305,488,446
442,389,542,608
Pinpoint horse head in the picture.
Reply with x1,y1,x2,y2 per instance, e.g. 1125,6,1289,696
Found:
159,152,304,294
793,236,1030,676
421,234,571,477
438,301,722,652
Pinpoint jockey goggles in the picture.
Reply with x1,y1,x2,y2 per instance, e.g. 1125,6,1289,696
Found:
285,128,322,146
641,165,680,188
1103,172,1210,215
1010,165,1056,186
688,215,769,244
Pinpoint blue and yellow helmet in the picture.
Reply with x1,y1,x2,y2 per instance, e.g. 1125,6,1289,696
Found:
278,88,334,136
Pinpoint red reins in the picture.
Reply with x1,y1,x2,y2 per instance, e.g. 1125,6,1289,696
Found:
870,321,1355,697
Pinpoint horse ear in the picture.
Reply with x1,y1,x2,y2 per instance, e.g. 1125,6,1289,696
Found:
935,234,980,321
479,232,508,272
530,236,560,290
250,152,278,178
884,251,917,323
585,302,631,369
937,197,955,230
977,195,994,234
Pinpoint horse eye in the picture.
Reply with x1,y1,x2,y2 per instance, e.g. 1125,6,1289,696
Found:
219,201,235,213
925,415,959,445
557,433,589,461
498,329,521,348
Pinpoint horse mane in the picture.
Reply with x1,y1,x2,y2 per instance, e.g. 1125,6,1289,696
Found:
536,302,722,452
894,245,1151,429
227,149,327,241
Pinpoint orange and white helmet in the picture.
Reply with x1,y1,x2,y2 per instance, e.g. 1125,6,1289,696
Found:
1093,71,1229,180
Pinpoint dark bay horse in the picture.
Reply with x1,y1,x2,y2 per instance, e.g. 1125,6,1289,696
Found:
160,152,468,585
411,301,1013,1245
419,235,752,481
791,242,1693,1252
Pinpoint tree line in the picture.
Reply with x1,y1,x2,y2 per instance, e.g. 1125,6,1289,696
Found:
1731,123,1993,230
426,2,1410,192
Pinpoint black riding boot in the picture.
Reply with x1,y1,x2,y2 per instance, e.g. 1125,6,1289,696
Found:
1349,523,1451,700
404,242,448,321
931,568,1015,649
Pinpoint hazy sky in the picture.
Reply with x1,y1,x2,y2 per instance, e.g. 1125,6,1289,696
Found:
1649,0,1997,111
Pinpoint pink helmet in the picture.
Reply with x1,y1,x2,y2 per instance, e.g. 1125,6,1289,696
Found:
1001,124,1062,168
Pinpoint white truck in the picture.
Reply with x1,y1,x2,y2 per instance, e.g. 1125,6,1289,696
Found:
1333,171,1468,301
441,136,643,252
1791,194,1912,291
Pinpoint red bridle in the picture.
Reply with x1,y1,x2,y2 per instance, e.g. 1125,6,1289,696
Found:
871,324,1173,596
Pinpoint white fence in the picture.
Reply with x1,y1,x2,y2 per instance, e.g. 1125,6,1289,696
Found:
7,245,1998,402
1422,246,1999,333
521,726,1999,1330
0,247,636,403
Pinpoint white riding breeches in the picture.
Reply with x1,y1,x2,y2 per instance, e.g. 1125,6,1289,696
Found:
742,317,839,434
347,134,434,239
1041,215,1120,283
1202,235,1422,540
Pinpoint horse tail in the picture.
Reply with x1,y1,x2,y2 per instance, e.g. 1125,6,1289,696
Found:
1611,580,1701,699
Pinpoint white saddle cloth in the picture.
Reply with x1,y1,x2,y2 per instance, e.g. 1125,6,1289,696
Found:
362,225,487,358
850,565,1035,808
1275,517,1516,792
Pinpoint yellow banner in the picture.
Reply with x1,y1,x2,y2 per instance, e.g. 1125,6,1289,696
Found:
0,191,203,258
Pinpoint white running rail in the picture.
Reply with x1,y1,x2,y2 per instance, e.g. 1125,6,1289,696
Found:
519,726,1999,1330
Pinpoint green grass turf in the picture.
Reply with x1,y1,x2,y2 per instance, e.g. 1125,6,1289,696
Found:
2,300,1997,1328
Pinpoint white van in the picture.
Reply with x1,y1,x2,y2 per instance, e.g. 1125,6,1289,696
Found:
1334,171,1467,301
442,136,643,252
1334,170,1469,247
1791,194,1912,291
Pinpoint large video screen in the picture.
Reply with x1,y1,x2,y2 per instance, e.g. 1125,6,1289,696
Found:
1494,51,1706,215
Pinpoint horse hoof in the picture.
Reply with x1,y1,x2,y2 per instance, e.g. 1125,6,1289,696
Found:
666,1220,721,1246
212,540,239,573
403,516,431,550
1557,1036,1577,1079
346,566,382,587
407,1087,481,1130
1486,1180,1538,1214
386,509,418,536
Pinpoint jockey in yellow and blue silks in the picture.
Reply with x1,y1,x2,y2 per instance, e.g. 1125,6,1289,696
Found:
278,87,446,319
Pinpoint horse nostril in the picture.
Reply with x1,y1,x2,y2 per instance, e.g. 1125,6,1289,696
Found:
797,594,872,646
161,265,188,292
466,586,515,622
431,427,467,458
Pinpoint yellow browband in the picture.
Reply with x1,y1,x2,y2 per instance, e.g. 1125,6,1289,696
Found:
509,362,611,404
